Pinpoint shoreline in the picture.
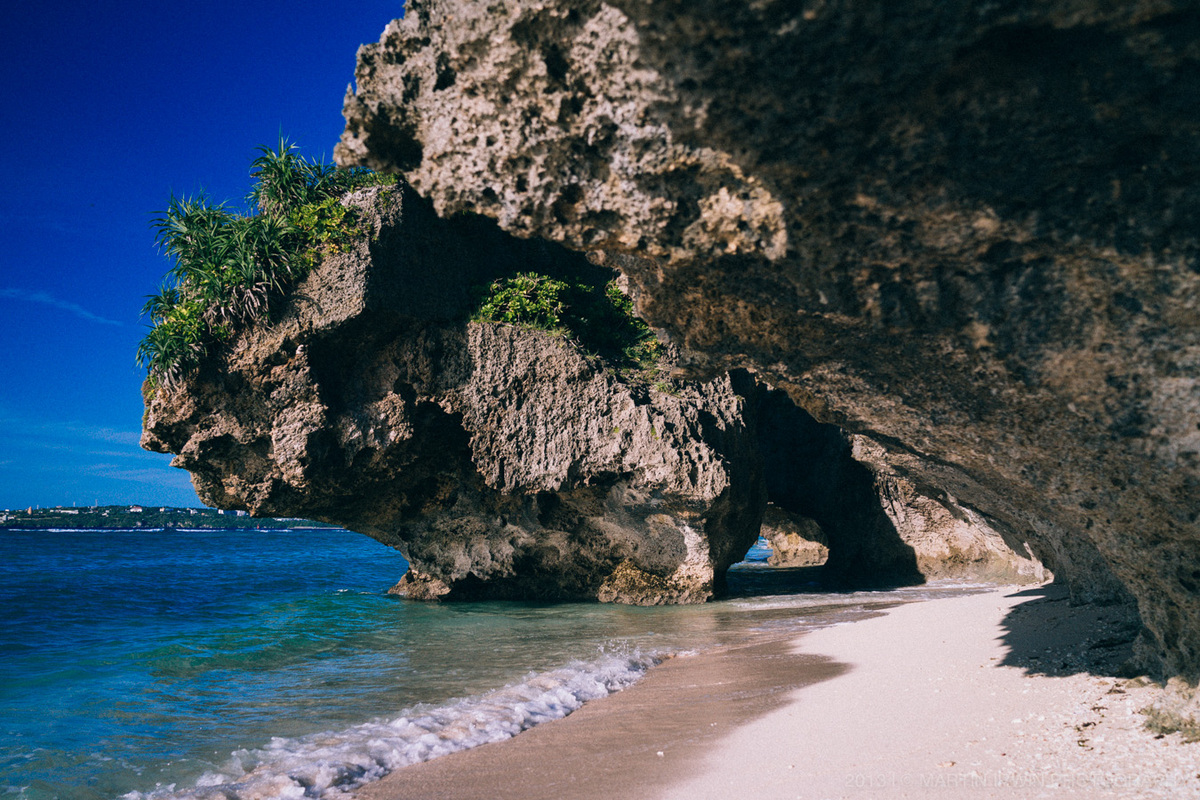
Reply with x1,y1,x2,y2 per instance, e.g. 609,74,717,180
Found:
355,586,1200,799
353,624,851,800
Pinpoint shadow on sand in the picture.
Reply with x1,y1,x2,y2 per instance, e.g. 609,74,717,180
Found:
997,583,1143,678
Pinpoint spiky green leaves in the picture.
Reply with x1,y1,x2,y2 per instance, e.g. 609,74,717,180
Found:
138,140,396,388
135,292,208,388
249,137,395,215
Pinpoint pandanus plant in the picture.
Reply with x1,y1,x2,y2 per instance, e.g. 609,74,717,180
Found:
137,138,395,388
249,136,386,214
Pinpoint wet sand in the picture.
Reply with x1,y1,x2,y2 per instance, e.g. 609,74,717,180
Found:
356,586,1200,800
354,634,848,800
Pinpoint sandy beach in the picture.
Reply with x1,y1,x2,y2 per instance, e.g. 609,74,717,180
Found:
355,585,1200,800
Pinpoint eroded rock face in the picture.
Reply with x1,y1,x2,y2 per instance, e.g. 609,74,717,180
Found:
761,506,828,569
141,186,764,604
337,1,1200,676
854,442,1051,585
755,389,1047,585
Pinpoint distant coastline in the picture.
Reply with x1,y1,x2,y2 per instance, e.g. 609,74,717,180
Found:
0,505,340,531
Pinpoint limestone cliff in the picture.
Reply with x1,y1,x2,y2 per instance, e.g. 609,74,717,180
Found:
140,184,1041,603
336,1,1200,677
142,185,764,604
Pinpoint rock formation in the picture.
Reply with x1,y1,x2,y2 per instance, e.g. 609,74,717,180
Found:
141,185,764,605
854,440,1050,585
760,507,828,569
755,388,1046,583
140,186,1039,605
336,1,1200,677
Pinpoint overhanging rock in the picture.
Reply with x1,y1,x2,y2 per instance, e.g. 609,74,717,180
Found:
142,185,764,605
337,1,1200,677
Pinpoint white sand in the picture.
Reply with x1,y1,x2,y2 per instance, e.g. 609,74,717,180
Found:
658,587,1200,799
355,585,1199,800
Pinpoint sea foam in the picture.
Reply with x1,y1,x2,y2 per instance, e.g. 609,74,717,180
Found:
123,651,659,800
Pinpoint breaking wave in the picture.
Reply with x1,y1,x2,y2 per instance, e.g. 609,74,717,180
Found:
123,651,659,800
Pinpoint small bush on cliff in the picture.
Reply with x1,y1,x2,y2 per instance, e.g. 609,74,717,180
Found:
595,281,663,370
474,273,571,329
137,139,395,388
473,273,662,372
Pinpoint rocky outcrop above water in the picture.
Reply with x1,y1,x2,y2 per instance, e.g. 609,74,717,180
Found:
141,185,764,605
336,1,1200,677
140,185,1040,605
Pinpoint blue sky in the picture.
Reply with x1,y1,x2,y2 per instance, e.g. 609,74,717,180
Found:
0,1,403,509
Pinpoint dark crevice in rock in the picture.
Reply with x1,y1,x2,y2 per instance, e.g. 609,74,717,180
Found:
754,387,924,589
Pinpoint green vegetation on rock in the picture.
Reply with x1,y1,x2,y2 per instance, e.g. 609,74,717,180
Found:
473,272,662,373
474,272,571,330
137,138,395,388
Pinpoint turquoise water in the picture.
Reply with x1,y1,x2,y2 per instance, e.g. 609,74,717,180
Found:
0,529,974,799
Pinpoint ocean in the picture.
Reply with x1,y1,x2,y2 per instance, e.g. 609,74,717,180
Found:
0,528,978,800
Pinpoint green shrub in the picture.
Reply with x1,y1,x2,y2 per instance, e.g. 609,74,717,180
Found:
135,294,209,382
474,273,571,329
288,195,364,265
138,139,394,387
594,280,663,370
473,273,662,373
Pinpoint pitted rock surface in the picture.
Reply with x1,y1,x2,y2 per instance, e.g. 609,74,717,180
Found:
142,186,763,604
337,1,1200,677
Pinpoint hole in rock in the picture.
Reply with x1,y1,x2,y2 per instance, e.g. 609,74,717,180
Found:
747,386,924,590
724,384,1048,598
